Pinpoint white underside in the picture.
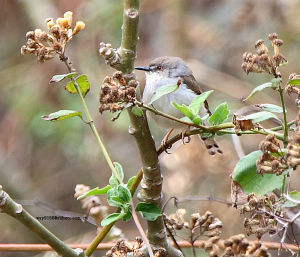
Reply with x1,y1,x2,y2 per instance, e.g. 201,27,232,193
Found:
143,72,208,129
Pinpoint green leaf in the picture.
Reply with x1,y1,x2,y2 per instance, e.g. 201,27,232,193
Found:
271,78,281,88
232,150,285,195
244,82,276,101
180,116,193,123
209,102,229,126
107,188,123,207
189,90,213,116
256,104,283,113
65,75,90,97
172,102,194,120
41,110,82,121
126,176,136,189
117,185,132,203
49,72,77,83
149,84,178,105
287,78,300,86
131,106,143,117
135,202,162,221
77,185,112,200
122,210,132,221
240,111,281,124
192,116,202,125
109,162,124,187
101,212,125,226
282,191,300,208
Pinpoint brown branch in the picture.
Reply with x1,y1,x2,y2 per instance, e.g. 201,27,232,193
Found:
0,241,298,252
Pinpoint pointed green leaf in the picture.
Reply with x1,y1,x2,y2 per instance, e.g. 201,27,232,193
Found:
189,90,213,116
149,84,178,105
240,111,281,124
126,176,136,189
135,202,161,221
49,72,77,83
209,102,229,126
65,75,90,97
77,185,112,200
232,150,285,195
180,116,193,123
131,106,143,117
172,102,194,120
287,78,300,86
101,212,125,226
109,162,124,187
256,104,283,113
41,110,82,121
244,82,275,101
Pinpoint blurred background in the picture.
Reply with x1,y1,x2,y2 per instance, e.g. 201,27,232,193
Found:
1,0,300,256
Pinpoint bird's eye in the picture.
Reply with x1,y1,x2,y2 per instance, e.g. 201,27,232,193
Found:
157,65,162,70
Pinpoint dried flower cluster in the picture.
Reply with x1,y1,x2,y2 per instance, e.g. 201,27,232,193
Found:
199,234,270,257
242,33,287,76
240,193,281,239
74,184,123,239
21,11,85,62
99,42,121,67
233,114,257,135
285,73,300,107
104,238,145,257
99,71,138,113
256,134,286,175
164,209,223,238
286,110,300,169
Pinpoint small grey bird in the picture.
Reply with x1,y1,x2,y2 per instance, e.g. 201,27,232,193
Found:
135,56,222,155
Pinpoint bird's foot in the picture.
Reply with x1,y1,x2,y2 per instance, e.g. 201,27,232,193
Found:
181,127,191,144
161,128,174,154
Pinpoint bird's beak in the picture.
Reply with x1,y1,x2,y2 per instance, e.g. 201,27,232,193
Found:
135,66,151,72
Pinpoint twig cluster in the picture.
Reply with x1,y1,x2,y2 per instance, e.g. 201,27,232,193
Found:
103,238,146,257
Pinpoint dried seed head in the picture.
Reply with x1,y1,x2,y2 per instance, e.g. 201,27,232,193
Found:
255,40,264,49
64,11,73,28
56,17,69,29
273,39,283,47
73,21,85,35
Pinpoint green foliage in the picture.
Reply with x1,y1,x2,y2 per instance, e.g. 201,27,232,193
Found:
65,75,90,97
189,90,213,116
287,78,300,86
209,102,229,126
77,185,112,200
173,90,213,125
109,162,124,187
41,110,82,121
239,111,281,124
282,190,300,208
257,104,283,113
135,202,161,221
232,151,285,195
49,72,77,83
131,106,143,117
149,84,178,105
101,212,125,226
126,176,136,189
244,78,281,101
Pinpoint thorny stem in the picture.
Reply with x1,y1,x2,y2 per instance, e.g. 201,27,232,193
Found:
278,84,289,147
60,55,122,184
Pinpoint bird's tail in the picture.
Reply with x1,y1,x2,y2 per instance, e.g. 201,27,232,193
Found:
200,135,223,155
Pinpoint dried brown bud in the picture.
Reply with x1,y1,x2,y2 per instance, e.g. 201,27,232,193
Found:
26,31,35,40
255,40,264,49
268,33,278,41
64,11,73,28
57,18,69,29
73,21,85,35
273,39,283,47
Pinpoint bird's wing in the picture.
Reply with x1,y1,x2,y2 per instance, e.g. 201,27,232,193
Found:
182,74,211,115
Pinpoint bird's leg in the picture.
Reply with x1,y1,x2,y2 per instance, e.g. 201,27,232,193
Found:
161,128,174,154
181,126,191,144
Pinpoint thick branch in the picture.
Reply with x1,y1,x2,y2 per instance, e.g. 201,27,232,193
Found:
0,186,84,257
